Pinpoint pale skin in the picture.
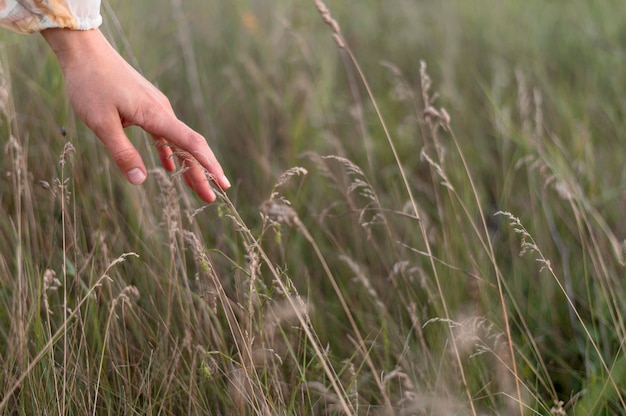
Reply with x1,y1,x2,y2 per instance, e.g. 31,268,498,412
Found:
41,28,230,203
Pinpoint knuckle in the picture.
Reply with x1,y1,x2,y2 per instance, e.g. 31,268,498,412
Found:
158,95,172,110
110,147,138,166
187,131,207,147
181,132,210,160
145,92,172,118
87,116,112,136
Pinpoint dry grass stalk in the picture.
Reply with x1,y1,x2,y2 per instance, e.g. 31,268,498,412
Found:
42,269,61,316
214,186,357,414
313,0,345,48
0,56,10,120
93,284,141,413
497,211,626,410
261,195,394,413
170,0,216,138
270,166,308,200
339,255,386,313
0,252,138,412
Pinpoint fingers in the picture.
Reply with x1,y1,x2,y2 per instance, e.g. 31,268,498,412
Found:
95,118,224,203
93,121,147,185
143,114,231,191
154,135,221,203
153,137,176,172
181,159,217,203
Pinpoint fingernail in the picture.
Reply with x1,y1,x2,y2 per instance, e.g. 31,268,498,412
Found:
222,175,231,189
127,168,146,185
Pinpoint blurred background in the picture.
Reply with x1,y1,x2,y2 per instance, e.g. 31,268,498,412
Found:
1,0,625,414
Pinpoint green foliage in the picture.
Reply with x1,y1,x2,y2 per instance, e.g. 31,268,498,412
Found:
1,0,626,414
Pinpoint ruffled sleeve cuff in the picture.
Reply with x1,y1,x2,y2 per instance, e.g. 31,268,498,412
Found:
0,0,102,34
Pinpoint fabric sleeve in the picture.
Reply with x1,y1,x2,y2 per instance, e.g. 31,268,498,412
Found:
0,0,102,34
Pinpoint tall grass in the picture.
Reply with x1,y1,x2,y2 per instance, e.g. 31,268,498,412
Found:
1,0,625,414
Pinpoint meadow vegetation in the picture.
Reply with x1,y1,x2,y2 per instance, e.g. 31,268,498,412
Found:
1,0,625,414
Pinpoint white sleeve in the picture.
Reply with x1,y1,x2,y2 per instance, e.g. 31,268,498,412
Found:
0,0,102,34
63,0,102,30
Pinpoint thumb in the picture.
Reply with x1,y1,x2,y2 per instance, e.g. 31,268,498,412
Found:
95,122,147,185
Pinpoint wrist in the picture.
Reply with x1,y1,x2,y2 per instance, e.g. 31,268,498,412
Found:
42,28,109,72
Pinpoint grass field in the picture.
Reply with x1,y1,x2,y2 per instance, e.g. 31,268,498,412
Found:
1,0,626,414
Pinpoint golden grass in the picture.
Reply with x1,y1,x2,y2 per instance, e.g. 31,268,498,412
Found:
1,0,626,414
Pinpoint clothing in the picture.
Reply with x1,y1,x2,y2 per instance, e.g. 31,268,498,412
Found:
0,0,101,34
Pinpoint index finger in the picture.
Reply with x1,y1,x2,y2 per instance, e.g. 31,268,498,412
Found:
145,115,231,191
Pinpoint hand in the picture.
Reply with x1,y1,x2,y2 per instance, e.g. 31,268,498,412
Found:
42,28,230,203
